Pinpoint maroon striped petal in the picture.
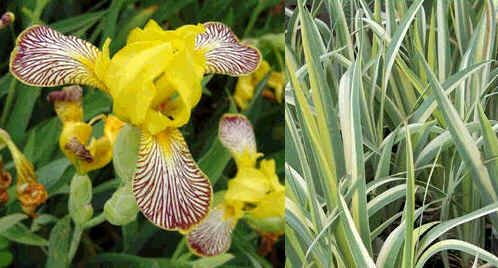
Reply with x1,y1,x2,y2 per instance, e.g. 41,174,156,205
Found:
187,205,234,256
9,25,103,88
219,113,257,156
133,129,212,231
195,22,261,76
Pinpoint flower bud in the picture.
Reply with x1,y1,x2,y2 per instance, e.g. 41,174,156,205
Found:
68,174,93,225
245,215,284,235
104,184,138,226
72,204,94,225
0,12,14,29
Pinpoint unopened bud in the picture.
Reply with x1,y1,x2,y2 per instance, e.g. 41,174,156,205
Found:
104,184,138,226
0,12,14,29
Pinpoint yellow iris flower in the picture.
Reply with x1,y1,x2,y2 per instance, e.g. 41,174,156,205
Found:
99,21,207,135
187,114,284,256
234,60,285,110
10,20,261,232
48,86,124,174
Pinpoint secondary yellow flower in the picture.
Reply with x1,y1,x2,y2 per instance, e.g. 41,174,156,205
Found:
10,20,261,231
0,129,47,217
246,159,284,219
187,114,284,256
48,86,124,174
234,60,284,110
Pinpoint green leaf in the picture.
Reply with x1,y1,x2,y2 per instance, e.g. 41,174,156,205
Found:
416,202,498,258
0,237,8,250
102,0,127,50
383,0,425,95
0,224,48,246
401,126,416,268
23,118,61,166
0,251,13,268
190,254,234,268
83,89,112,121
50,10,107,33
112,5,159,51
416,239,498,268
5,85,40,144
89,253,187,268
46,216,71,268
198,138,231,184
337,195,376,268
338,58,371,251
477,104,498,190
36,158,71,194
421,54,498,217
0,214,27,233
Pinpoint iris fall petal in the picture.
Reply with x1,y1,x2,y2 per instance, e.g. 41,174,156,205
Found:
133,129,212,231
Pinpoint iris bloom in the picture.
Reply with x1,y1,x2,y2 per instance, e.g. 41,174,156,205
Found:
234,59,284,110
10,21,260,231
0,129,47,217
47,85,124,174
187,114,284,256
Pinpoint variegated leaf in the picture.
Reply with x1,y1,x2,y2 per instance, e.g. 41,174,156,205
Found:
133,129,212,231
10,25,103,88
187,205,234,256
195,22,261,76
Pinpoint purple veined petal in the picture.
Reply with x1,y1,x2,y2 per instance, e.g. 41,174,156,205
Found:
219,113,257,156
133,128,212,231
9,25,103,88
195,22,261,76
187,205,234,256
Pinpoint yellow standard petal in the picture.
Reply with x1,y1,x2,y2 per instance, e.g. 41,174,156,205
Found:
248,189,284,219
224,167,270,204
105,20,206,134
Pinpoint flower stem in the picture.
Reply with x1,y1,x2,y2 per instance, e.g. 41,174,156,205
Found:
83,213,106,229
68,225,83,263
0,77,17,127
171,237,187,260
